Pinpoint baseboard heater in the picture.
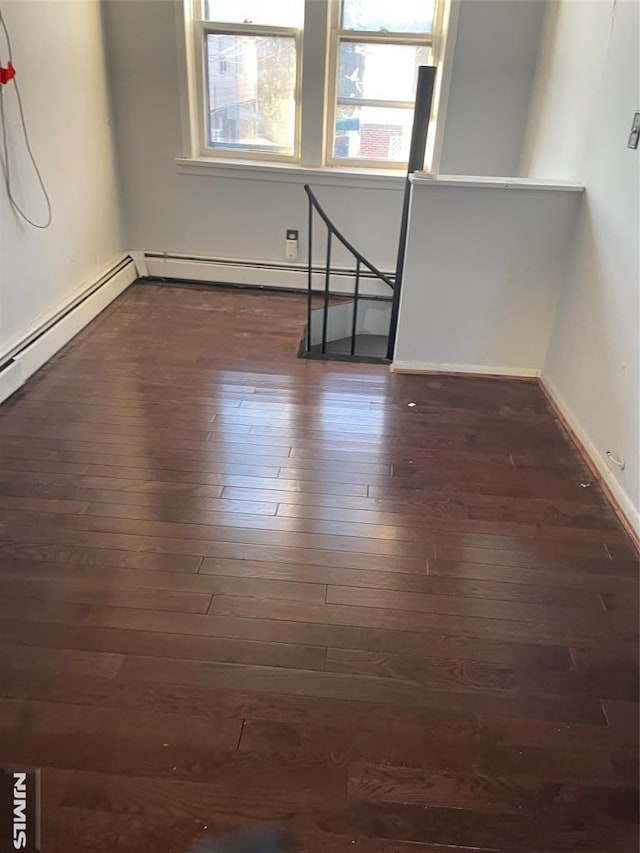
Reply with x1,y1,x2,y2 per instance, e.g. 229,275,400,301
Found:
142,252,394,299
0,255,137,405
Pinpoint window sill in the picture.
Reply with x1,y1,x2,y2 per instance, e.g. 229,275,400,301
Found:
411,172,585,192
174,157,407,190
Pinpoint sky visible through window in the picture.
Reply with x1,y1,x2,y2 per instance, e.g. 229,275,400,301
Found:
205,1,304,27
342,0,435,32
205,0,434,33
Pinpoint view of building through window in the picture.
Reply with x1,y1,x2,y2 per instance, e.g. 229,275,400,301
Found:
201,0,437,165
206,34,297,155
335,41,431,161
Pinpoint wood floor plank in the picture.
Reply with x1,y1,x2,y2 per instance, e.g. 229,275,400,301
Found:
1,670,479,740
325,584,614,629
0,527,429,572
428,558,640,594
0,644,123,679
238,718,620,782
80,603,572,669
207,593,636,649
0,458,89,475
288,800,633,851
198,556,605,607
0,696,241,751
115,653,606,724
324,646,522,693
50,763,631,853
0,576,213,614
0,508,436,559
431,554,638,579
570,648,639,702
0,597,93,626
85,471,370,497
199,556,432,586
39,805,225,853
0,542,204,572
346,762,638,819
45,763,347,822
0,559,327,602
73,498,623,565
275,498,626,542
602,700,640,739
325,646,638,703
433,546,635,576
41,806,497,853
0,283,635,853
0,619,327,671
0,494,89,514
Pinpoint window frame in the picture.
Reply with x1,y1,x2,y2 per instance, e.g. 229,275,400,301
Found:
192,17,304,163
325,3,443,169
184,0,451,172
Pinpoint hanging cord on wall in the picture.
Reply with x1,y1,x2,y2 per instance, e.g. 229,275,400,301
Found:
0,4,52,229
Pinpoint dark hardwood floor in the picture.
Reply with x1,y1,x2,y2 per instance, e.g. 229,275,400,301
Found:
0,282,637,852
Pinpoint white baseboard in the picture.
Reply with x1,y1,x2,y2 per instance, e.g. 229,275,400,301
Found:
0,360,24,404
130,250,149,277
0,255,137,405
391,360,540,379
143,253,393,299
540,375,640,542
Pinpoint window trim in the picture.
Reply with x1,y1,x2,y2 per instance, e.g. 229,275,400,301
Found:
178,0,459,174
193,19,303,163
326,41,437,169
325,0,445,169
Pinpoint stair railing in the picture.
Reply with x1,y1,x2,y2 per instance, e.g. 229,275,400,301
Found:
303,183,395,358
301,65,436,361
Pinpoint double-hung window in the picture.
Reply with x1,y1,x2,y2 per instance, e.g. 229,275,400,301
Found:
186,0,449,170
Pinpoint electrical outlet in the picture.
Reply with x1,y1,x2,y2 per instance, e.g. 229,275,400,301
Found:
628,112,640,149
285,229,298,260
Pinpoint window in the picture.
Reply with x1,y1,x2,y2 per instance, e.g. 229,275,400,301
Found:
186,0,448,169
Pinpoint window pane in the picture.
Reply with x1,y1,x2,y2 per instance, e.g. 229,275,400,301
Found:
206,34,297,155
334,105,413,162
341,0,435,32
338,42,431,102
205,0,304,28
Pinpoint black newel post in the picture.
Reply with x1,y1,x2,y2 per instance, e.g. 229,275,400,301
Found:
386,65,436,361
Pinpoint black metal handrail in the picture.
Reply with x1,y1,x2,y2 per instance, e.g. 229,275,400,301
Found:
304,185,396,290
303,184,394,358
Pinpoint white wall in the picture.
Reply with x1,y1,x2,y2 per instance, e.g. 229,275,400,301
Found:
519,0,613,180
393,179,581,375
0,0,123,361
101,0,546,271
439,0,545,176
540,0,640,534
